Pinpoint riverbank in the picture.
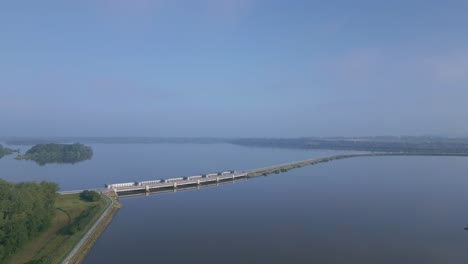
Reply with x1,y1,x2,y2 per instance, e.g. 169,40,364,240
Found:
7,192,120,264
62,192,122,264
9,151,468,262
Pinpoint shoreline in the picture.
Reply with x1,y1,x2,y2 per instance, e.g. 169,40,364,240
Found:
22,152,468,263
61,192,121,264
5,192,111,264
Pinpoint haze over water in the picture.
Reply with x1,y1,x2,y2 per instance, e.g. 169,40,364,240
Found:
0,143,352,190
2,1,468,263
3,143,467,263
82,151,468,264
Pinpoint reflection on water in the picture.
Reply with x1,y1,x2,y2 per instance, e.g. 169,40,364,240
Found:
117,177,249,198
2,143,467,263
0,143,344,190
84,156,468,264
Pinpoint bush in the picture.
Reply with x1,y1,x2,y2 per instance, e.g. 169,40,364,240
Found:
79,190,100,202
62,206,100,235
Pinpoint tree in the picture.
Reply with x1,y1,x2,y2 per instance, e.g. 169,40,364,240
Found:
0,179,58,263
16,143,93,165
79,190,101,202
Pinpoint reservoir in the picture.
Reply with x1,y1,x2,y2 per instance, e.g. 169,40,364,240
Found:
0,143,343,190
1,143,468,263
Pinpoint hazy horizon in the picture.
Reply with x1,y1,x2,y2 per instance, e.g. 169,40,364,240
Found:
2,1,468,138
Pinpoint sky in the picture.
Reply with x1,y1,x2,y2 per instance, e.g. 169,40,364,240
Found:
1,0,468,138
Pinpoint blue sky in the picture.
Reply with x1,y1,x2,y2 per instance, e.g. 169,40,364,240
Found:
1,0,468,137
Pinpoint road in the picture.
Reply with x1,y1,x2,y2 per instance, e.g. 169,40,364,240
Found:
61,192,113,264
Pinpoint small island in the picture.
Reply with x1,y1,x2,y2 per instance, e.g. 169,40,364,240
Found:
0,144,18,159
16,143,93,165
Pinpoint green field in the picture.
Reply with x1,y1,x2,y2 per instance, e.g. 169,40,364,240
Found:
7,193,107,264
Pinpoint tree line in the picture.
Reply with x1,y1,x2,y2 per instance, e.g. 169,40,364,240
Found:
0,179,59,263
229,137,468,155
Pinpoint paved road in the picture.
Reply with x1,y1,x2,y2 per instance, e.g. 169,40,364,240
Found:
61,192,113,264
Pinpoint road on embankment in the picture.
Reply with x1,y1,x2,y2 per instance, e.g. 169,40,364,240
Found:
61,193,114,264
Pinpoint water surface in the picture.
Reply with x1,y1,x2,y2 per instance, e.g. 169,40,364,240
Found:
2,143,467,263
0,143,340,190
84,156,468,264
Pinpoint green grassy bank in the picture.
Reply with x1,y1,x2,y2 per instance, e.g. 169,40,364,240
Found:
7,193,108,264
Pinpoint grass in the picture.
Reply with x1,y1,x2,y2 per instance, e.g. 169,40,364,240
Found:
7,193,108,264
67,197,121,264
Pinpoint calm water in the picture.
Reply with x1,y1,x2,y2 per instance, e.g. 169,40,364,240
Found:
2,144,468,263
0,143,342,190
84,156,468,264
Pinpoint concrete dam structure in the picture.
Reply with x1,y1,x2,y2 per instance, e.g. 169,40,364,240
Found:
106,152,468,197
107,171,248,196
107,153,388,197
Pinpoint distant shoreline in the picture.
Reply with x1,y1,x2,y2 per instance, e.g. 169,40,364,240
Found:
3,136,468,156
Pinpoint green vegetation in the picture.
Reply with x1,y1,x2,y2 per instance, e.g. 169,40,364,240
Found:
230,136,468,155
5,136,468,155
62,206,100,235
0,144,18,159
67,193,121,264
16,143,93,165
0,179,59,263
7,192,107,264
26,256,51,264
79,190,101,202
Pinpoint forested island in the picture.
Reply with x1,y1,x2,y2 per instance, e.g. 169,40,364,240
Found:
0,144,18,159
16,143,93,165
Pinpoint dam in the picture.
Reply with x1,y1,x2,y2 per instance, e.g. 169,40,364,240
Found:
105,152,466,197
107,171,249,196
107,153,383,196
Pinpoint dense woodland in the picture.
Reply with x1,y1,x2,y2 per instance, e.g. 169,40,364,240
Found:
16,143,93,165
0,144,17,159
0,180,58,263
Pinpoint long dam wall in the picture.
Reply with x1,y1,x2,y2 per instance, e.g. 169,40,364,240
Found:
108,153,370,196
109,152,468,197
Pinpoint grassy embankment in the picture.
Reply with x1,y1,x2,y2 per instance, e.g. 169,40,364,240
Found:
7,192,118,264
65,192,121,264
